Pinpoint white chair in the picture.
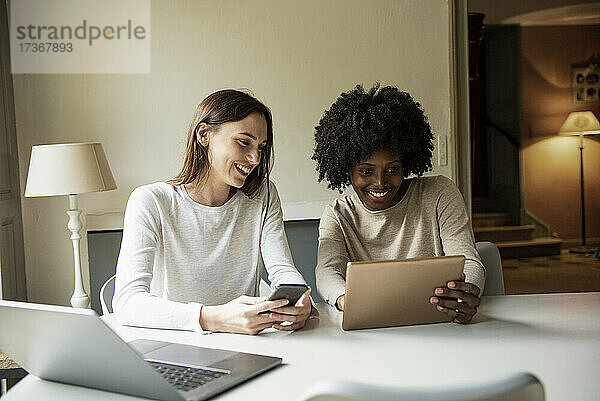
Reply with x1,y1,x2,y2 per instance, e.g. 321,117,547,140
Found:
99,274,116,315
476,241,505,296
299,372,544,401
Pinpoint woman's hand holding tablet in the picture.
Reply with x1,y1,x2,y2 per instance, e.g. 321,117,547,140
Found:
430,274,481,324
336,295,345,311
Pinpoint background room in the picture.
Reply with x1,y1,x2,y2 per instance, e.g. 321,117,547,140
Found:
2,0,599,311
468,0,600,293
2,0,466,307
2,1,600,399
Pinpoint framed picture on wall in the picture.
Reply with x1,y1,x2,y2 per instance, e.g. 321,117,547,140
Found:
573,64,600,104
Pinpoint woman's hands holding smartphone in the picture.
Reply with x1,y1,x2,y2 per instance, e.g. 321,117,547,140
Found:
199,295,290,335
268,288,312,331
199,286,313,334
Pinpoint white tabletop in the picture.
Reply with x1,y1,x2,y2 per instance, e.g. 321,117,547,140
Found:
4,292,600,401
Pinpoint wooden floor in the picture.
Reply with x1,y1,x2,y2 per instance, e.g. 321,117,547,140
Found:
502,249,600,294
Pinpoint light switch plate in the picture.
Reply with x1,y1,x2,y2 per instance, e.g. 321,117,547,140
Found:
438,135,447,166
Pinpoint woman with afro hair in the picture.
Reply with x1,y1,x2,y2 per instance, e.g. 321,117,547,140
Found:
312,84,485,324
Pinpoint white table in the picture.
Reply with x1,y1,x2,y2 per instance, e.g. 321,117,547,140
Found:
4,292,600,400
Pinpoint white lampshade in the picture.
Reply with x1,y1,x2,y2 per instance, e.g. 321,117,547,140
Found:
25,142,117,197
558,111,600,136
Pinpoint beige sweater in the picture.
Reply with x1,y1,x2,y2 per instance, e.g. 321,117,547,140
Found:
315,175,485,306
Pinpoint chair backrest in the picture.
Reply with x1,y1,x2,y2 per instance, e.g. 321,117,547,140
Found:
476,241,505,296
300,372,544,401
99,274,116,315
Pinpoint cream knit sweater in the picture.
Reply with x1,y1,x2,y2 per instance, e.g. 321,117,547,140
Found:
315,175,485,306
113,180,306,331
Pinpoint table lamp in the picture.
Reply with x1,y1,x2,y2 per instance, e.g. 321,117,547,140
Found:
558,111,600,254
24,142,116,308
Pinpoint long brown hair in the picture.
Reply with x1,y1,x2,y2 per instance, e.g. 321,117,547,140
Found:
169,89,273,197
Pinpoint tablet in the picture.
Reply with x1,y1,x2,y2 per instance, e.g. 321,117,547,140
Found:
342,255,465,330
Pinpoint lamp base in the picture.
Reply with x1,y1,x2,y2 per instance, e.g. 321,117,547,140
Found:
71,293,91,309
568,245,599,255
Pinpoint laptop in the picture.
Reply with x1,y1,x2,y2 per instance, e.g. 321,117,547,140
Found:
0,300,281,400
342,255,465,330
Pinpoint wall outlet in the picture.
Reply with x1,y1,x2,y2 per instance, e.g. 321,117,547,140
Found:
438,135,447,166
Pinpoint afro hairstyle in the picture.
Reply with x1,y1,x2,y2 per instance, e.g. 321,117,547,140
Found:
312,83,435,192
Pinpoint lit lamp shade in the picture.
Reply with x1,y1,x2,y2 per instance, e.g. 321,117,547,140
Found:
558,111,600,136
25,142,116,197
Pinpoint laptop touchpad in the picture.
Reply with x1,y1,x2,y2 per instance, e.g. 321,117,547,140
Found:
144,343,236,367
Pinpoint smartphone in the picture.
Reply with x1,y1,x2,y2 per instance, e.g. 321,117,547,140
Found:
266,283,309,305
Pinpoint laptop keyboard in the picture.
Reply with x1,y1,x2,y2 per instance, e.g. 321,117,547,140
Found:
149,361,229,392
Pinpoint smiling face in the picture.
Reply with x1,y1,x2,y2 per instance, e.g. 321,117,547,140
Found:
201,112,268,191
350,149,405,211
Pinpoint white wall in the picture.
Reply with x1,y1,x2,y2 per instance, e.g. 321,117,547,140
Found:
13,0,458,305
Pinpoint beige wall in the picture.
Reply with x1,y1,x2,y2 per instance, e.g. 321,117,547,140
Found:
521,25,600,240
13,0,459,305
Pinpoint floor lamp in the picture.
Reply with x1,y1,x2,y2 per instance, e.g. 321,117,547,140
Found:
24,143,116,308
558,111,600,254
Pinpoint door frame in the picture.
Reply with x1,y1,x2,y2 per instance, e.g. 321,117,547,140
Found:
449,0,473,218
0,0,27,301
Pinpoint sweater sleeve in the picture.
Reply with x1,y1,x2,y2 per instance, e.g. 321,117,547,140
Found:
260,181,307,288
112,187,203,332
315,205,349,307
435,177,486,294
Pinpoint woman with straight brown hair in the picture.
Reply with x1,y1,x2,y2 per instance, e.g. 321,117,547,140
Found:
113,89,312,335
